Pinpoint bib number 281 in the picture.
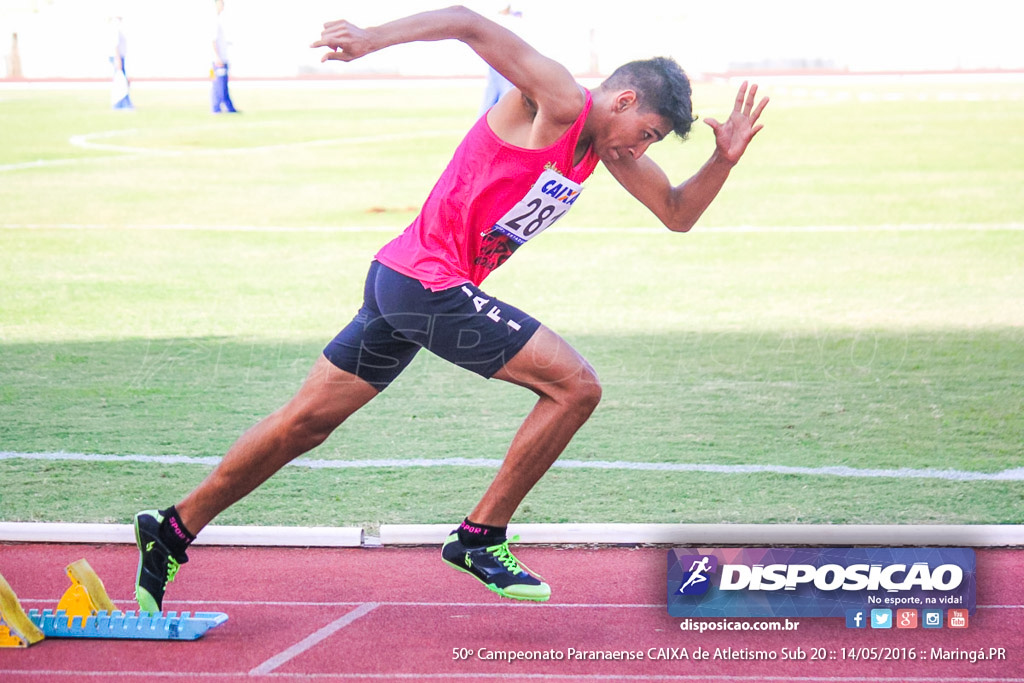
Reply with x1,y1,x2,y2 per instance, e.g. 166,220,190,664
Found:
492,168,583,245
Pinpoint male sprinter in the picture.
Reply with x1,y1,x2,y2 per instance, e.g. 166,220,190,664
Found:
133,5,767,608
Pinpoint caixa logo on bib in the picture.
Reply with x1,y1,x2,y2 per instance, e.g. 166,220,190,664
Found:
667,548,976,618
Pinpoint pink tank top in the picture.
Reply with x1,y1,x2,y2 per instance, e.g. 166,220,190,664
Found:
375,91,600,290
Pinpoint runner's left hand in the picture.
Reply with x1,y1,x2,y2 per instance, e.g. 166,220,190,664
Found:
704,81,769,165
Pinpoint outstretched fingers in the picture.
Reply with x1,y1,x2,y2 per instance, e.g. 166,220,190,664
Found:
757,96,770,113
733,81,770,123
743,82,759,116
749,93,769,126
733,81,750,114
707,82,771,162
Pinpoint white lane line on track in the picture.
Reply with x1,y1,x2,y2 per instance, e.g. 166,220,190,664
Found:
2,222,1023,232
16,598,1024,611
261,677,1024,682
3,451,1023,483
248,602,380,676
1,671,1022,681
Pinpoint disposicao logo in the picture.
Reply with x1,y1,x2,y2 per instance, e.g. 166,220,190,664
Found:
667,548,976,619
675,555,718,596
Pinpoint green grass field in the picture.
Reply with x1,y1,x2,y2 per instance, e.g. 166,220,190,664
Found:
1,78,1022,529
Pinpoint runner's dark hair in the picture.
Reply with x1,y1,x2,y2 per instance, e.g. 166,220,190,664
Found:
601,57,696,139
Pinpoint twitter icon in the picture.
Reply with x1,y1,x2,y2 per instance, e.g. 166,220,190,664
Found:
870,609,893,629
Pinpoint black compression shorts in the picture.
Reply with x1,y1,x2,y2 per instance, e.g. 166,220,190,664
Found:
323,261,541,390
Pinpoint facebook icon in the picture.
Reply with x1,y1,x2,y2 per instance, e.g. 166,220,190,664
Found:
845,609,867,629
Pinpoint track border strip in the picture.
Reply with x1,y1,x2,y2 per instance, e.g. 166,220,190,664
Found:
1,521,1022,547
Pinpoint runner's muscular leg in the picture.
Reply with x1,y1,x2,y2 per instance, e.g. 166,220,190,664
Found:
176,354,379,533
470,325,602,527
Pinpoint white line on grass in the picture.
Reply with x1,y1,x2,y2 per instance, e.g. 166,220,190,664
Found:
2,451,1022,482
67,128,464,156
0,129,463,173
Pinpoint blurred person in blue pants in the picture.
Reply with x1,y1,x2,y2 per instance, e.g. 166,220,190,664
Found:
110,15,133,110
211,0,238,113
479,4,521,116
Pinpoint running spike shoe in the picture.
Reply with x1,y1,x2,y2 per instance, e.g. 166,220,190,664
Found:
133,509,188,613
441,532,550,602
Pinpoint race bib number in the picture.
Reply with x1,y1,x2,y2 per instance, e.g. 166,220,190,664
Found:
491,168,583,245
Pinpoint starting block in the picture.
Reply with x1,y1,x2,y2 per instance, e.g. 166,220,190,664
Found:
0,558,227,646
28,609,229,641
0,572,45,647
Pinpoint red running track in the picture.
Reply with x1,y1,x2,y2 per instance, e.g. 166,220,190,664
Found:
1,543,1022,681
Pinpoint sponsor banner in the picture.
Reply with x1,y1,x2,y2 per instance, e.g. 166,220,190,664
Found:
667,547,975,618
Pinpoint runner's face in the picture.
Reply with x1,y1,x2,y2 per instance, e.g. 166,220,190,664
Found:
599,97,671,162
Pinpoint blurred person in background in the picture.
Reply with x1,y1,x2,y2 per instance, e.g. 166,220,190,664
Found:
110,16,133,110
211,0,238,113
479,4,522,115
7,32,24,80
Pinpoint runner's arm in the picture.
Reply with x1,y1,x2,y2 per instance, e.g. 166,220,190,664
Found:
604,82,768,233
311,6,582,124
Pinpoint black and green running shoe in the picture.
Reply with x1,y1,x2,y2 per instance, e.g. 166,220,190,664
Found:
133,510,188,614
441,532,550,602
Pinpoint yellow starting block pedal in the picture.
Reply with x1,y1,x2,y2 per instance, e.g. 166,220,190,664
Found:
57,559,118,622
37,558,228,641
0,572,45,648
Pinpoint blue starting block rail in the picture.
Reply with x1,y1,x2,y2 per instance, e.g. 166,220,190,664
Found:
28,609,229,641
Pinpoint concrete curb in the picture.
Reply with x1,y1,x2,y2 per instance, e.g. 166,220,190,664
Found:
1,522,1021,547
